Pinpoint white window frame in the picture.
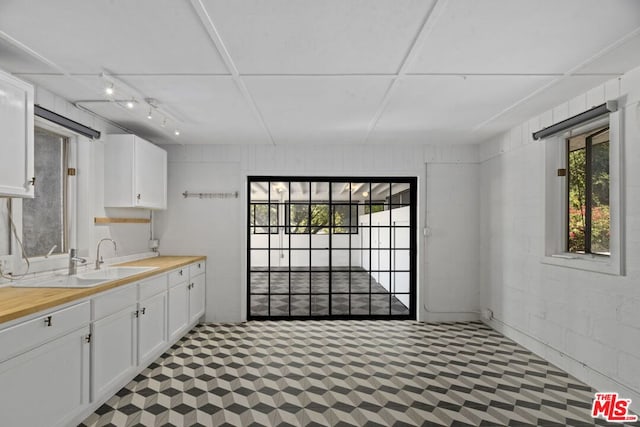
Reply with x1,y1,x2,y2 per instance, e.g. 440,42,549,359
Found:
2,118,80,276
542,108,624,276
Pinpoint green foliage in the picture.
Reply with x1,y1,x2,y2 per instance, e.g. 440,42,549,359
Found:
567,140,610,254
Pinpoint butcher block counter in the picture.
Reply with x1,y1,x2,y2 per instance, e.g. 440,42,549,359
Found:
0,255,206,325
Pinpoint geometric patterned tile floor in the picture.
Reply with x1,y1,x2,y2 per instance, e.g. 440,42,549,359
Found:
250,268,410,317
79,321,639,427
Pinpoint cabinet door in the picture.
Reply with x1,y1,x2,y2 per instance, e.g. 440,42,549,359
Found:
91,304,137,401
134,137,167,209
168,281,189,341
0,326,90,427
189,274,206,324
138,291,167,365
0,69,34,198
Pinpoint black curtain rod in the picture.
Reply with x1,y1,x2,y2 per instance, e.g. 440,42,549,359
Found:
34,105,101,139
532,101,617,141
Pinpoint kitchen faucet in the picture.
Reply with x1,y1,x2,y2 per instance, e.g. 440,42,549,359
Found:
95,238,117,270
68,248,87,276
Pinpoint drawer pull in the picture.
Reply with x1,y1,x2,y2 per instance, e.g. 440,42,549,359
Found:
141,307,146,315
134,310,139,318
85,333,92,343
197,263,201,268
179,270,183,276
43,316,52,327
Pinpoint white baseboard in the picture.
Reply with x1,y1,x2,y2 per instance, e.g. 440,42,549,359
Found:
486,318,640,414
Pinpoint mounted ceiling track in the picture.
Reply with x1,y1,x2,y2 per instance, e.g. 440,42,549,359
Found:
35,105,101,139
532,101,617,141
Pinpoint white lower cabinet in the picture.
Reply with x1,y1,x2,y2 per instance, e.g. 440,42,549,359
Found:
189,273,206,324
0,260,206,426
91,304,138,400
138,291,167,365
0,303,91,427
168,280,190,341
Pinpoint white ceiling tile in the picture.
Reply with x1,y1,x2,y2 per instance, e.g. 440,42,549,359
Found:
370,75,554,144
0,39,59,74
407,0,640,74
119,75,269,144
244,76,393,144
0,0,229,74
478,75,612,136
576,32,640,75
202,0,436,74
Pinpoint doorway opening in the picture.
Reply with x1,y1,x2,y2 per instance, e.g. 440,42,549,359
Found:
247,177,417,320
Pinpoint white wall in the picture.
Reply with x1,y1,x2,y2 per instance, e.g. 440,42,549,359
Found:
479,66,640,410
155,144,482,323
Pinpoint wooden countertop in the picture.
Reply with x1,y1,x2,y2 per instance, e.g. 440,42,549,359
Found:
0,255,206,325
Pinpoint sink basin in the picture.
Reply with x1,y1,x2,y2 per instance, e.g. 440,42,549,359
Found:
11,275,106,288
11,266,158,288
77,266,157,281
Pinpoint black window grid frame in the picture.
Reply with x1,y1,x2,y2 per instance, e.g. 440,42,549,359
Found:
247,176,418,321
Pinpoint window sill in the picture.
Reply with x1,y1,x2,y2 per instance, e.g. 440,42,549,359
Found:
541,253,622,276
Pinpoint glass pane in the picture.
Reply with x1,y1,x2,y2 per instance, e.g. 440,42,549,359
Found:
250,294,268,316
290,181,309,203
568,136,586,253
291,273,310,294
249,250,268,269
0,200,10,256
351,269,370,293
250,181,269,202
290,295,309,316
311,295,329,316
270,272,289,294
391,294,410,315
270,181,288,202
332,294,350,315
391,183,411,205
310,204,330,234
331,270,350,293
23,128,66,257
350,295,369,315
590,131,610,255
310,272,328,294
249,272,268,294
371,294,390,315
372,271,390,293
270,295,289,316
311,181,329,201
288,204,310,234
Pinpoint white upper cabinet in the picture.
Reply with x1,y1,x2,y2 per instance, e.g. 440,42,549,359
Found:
0,69,34,198
104,134,167,209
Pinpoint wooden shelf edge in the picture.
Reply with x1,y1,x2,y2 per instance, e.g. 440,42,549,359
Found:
94,217,151,224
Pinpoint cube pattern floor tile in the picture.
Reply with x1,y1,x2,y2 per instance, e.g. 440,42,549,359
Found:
79,321,638,427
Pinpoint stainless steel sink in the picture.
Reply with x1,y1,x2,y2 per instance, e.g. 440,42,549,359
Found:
11,266,157,288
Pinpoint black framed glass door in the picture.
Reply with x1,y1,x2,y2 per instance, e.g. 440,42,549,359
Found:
248,176,417,320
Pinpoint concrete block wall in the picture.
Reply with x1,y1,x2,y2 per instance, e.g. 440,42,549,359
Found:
479,66,640,410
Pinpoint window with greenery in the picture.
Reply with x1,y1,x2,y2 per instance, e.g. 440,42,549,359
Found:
567,127,609,255
286,203,358,234
250,203,278,234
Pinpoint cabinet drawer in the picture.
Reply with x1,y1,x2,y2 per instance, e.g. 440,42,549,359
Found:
139,274,167,300
0,301,90,363
189,261,206,278
93,285,137,320
168,267,188,288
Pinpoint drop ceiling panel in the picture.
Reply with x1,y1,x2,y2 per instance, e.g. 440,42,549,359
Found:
370,75,555,144
0,0,229,74
0,39,59,74
201,0,436,74
575,32,640,75
119,75,269,144
407,0,640,74
245,76,393,144
479,75,613,135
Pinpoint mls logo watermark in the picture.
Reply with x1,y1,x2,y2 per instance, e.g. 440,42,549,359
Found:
591,392,638,423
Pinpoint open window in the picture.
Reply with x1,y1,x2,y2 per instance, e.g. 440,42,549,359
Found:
541,104,623,275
